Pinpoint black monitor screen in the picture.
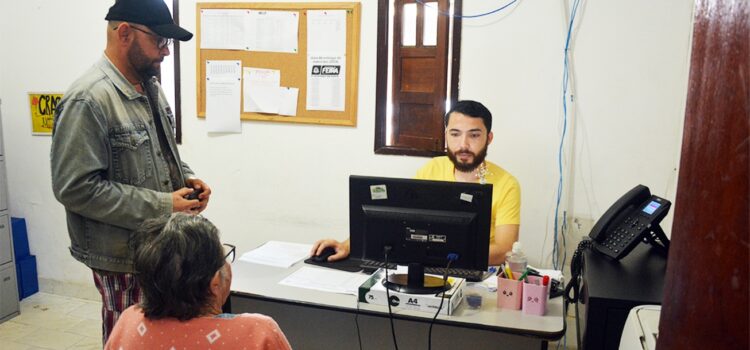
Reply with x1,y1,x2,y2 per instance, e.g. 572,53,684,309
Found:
349,175,492,274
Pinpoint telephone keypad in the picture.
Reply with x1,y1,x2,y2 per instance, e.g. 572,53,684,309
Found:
603,220,648,255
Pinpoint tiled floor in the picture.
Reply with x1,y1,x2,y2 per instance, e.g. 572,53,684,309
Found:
0,292,580,350
0,292,102,350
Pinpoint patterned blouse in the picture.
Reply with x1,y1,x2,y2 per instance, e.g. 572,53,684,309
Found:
105,305,292,349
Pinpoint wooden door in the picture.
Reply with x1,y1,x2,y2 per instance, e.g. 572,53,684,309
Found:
657,0,749,349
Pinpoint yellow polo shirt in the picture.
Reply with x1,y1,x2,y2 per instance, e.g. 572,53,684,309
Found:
415,156,521,243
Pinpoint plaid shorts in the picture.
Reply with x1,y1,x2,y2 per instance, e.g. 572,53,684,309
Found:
92,269,143,345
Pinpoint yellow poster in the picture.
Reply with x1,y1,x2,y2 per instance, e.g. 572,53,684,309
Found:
29,92,62,135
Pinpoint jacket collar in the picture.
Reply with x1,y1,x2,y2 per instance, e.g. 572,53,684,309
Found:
97,54,145,101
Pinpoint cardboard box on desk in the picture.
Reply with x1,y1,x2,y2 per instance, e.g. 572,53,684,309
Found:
358,269,465,316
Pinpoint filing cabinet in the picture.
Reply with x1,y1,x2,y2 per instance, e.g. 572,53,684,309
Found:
0,215,11,266
0,159,6,211
0,99,19,323
0,264,18,321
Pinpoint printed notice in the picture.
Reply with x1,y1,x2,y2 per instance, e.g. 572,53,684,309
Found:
306,55,345,111
307,10,346,55
248,10,299,53
306,10,347,111
200,9,249,50
205,60,242,133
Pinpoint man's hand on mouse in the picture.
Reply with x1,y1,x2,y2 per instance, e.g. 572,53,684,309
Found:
310,239,350,262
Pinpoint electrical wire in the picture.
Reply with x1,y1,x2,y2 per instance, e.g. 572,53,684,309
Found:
552,0,582,270
564,239,591,350
383,247,399,350
561,212,569,268
556,332,568,350
428,254,457,350
554,298,568,350
355,300,363,350
427,273,449,350
415,0,519,19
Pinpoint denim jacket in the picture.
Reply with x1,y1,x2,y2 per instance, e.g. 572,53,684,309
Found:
51,55,194,273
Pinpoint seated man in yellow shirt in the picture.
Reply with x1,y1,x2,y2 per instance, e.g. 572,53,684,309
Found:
311,100,520,266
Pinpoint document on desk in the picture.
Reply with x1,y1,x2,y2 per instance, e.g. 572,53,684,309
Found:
528,267,565,282
279,266,370,295
238,241,311,268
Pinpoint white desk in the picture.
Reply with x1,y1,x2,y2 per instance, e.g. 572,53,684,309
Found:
230,260,565,350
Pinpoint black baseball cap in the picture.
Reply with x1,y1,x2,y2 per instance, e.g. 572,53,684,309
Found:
105,0,193,41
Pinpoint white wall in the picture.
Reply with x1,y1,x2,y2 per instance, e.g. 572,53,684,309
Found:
0,0,693,286
458,1,693,264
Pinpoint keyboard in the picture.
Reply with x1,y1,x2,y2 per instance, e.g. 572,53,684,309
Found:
424,267,491,282
359,260,491,282
359,260,396,273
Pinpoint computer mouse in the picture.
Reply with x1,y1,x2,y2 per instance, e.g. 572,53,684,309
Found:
311,247,336,263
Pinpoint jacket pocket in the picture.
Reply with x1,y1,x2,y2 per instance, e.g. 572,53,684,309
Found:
109,124,154,185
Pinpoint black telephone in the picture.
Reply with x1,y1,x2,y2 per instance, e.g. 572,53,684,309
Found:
588,185,671,260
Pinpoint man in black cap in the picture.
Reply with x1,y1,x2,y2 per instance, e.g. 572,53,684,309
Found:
50,0,211,343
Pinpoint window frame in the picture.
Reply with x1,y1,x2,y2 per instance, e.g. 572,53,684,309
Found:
374,0,462,157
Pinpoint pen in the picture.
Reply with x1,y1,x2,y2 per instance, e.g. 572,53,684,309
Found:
542,275,550,286
504,265,514,280
517,269,530,282
526,268,541,277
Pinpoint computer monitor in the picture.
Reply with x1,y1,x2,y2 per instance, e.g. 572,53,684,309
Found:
349,175,492,294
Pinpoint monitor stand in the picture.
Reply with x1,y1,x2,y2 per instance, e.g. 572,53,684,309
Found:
382,263,451,294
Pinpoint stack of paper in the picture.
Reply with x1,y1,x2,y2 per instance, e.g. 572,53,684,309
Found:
238,241,311,268
279,266,370,295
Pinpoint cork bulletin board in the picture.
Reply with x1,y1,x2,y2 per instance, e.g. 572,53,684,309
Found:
196,2,361,126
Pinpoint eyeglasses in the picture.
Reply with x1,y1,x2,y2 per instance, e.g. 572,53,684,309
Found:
121,24,172,50
223,243,236,264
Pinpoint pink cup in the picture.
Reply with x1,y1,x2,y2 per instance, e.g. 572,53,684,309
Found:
521,275,549,315
497,273,523,309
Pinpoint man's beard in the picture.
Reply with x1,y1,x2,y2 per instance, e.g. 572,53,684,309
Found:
128,40,161,81
447,144,489,172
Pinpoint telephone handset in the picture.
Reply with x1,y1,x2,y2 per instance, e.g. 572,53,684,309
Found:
588,185,671,260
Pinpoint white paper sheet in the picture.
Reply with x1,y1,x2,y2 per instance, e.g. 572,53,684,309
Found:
307,10,347,55
306,55,345,111
528,267,564,282
205,60,242,133
243,67,282,113
248,10,299,53
279,266,371,295
200,9,249,50
278,87,299,116
238,241,312,268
